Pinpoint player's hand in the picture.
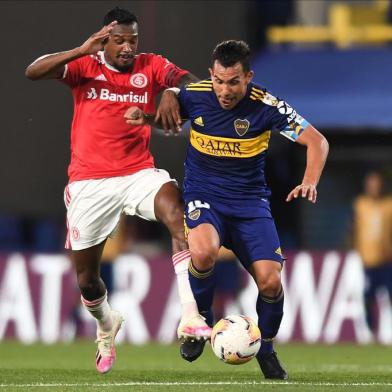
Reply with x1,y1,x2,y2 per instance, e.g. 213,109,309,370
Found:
155,90,182,136
124,106,146,125
79,21,118,55
286,183,317,203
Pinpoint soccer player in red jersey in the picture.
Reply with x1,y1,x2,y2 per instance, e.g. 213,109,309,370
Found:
25,7,210,373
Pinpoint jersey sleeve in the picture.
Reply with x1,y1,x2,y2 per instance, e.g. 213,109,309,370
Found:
61,56,88,87
151,54,189,89
177,87,192,118
264,93,309,142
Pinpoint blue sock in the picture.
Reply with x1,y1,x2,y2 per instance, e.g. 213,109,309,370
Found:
188,261,216,327
256,286,284,355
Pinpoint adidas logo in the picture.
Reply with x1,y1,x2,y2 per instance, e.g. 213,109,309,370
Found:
94,74,107,81
194,116,204,126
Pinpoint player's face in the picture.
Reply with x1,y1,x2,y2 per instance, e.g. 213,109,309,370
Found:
104,22,139,72
209,61,254,110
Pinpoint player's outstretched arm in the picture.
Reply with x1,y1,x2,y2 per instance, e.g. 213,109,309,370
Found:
286,124,329,204
124,106,187,136
25,21,117,80
155,73,199,134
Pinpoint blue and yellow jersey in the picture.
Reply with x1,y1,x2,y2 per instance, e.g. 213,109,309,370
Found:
178,79,309,202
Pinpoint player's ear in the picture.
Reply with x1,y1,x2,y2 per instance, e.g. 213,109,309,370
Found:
208,68,213,78
246,70,254,83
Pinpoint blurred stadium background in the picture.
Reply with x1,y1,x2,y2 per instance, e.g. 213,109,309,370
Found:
0,1,391,386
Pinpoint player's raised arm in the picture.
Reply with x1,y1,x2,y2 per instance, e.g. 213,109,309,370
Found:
25,21,117,80
286,124,329,203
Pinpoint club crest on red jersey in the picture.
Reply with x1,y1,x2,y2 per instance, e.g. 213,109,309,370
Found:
71,227,80,241
234,119,250,136
130,73,148,88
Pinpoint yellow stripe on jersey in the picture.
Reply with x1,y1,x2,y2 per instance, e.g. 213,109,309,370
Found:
250,88,267,101
190,128,271,158
183,214,189,240
251,87,265,95
186,87,213,91
188,80,213,85
186,80,213,91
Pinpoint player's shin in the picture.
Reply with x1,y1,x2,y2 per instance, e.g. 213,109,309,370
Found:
172,250,199,318
256,286,284,354
188,261,216,327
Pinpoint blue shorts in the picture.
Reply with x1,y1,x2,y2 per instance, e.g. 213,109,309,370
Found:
184,195,283,269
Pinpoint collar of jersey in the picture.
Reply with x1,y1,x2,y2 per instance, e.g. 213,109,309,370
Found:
97,51,120,73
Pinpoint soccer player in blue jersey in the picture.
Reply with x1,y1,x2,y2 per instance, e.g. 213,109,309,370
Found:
125,40,329,380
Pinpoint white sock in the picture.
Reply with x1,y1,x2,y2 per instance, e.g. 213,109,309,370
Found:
172,250,199,319
81,291,113,332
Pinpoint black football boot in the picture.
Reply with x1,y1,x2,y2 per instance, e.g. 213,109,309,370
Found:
180,338,207,362
256,351,288,380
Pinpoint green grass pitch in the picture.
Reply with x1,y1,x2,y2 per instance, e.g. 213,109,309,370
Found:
0,341,391,391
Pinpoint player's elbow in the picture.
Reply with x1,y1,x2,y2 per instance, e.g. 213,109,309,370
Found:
307,128,329,158
25,65,39,80
320,134,329,158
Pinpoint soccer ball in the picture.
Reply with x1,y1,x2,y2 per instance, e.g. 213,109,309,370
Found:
211,314,261,365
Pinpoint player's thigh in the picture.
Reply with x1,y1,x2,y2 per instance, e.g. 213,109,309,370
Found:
229,217,283,270
65,179,124,251
154,181,184,229
184,198,224,266
129,168,177,221
188,223,220,254
71,240,106,277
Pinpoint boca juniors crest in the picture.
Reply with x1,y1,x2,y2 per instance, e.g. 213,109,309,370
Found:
188,209,201,220
234,119,250,136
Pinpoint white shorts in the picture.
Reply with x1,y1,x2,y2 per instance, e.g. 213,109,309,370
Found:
64,168,176,250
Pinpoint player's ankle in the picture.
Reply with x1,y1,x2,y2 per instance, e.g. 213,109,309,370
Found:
259,338,274,354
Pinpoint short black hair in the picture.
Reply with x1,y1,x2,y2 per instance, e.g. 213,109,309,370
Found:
212,40,251,73
103,7,138,26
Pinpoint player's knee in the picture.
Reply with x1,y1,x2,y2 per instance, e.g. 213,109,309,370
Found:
190,244,218,270
257,273,282,298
